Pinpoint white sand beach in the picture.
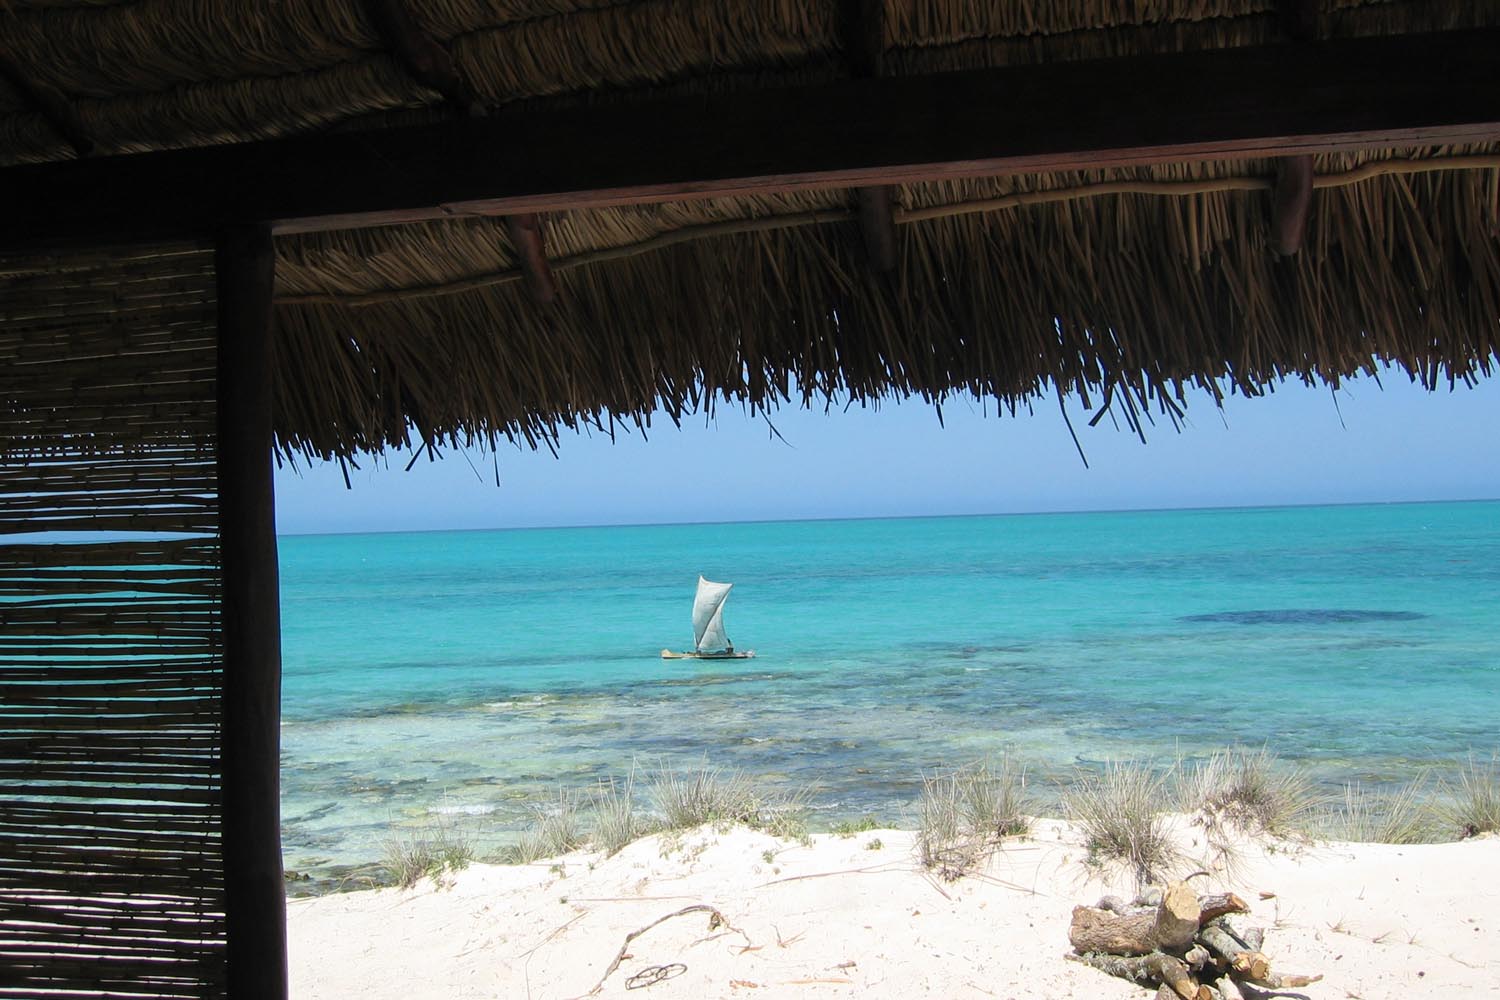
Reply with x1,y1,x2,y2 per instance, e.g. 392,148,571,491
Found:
287,819,1500,999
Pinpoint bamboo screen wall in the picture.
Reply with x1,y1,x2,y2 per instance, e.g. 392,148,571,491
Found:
0,245,227,997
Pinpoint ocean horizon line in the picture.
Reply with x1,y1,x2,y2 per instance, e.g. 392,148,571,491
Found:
275,494,1499,540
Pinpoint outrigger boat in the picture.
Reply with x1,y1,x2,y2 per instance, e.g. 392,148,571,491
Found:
661,575,755,659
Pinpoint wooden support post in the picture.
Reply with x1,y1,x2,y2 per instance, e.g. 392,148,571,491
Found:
503,213,559,305
0,51,94,158
1271,153,1314,255
362,0,481,114
844,0,899,272
216,225,287,1000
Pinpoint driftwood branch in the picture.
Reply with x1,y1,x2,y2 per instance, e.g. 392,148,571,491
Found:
582,904,749,997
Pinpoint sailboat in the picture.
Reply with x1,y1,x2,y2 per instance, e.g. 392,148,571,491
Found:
661,575,755,660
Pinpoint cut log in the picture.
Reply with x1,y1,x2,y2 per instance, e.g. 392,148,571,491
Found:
1071,882,1201,955
1245,971,1323,989
1066,951,1209,999
1196,892,1250,925
1159,883,1202,949
1183,944,1211,971
1198,923,1270,981
1097,895,1134,915
1214,975,1244,1000
1240,926,1265,952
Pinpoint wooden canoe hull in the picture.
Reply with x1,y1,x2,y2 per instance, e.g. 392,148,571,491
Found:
660,649,756,660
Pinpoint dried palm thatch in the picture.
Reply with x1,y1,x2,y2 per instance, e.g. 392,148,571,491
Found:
2,0,1494,165
1,1,1498,464
268,144,1500,461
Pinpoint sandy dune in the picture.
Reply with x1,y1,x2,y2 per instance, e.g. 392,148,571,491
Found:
287,819,1500,999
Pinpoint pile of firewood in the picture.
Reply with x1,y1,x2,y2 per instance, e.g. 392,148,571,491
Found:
1065,882,1322,999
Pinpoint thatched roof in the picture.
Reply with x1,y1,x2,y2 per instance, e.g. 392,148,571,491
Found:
3,1,1498,462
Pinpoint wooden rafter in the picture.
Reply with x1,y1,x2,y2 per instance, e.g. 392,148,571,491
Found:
1270,154,1314,255
502,214,558,305
1,29,1498,246
361,0,481,114
0,52,93,158
359,0,558,303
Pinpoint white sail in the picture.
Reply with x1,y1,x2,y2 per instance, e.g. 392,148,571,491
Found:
692,576,734,652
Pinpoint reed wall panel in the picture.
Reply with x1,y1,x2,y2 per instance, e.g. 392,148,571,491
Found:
0,245,227,998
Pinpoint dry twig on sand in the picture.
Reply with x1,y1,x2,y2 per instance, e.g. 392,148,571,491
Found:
578,904,751,997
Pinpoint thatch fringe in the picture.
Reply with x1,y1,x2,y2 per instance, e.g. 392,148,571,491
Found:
270,149,1499,462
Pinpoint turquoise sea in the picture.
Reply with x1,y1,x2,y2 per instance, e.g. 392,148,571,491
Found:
279,501,1500,880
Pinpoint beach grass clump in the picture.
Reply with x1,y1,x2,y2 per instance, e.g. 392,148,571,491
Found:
503,787,585,864
646,758,812,844
918,756,1032,879
756,787,812,845
648,759,758,830
589,773,649,856
831,816,881,838
1064,759,1180,886
1179,746,1316,836
1440,754,1500,839
962,754,1033,840
1316,779,1443,845
381,818,474,888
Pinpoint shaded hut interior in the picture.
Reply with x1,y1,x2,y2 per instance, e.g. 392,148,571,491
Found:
1,1,1498,996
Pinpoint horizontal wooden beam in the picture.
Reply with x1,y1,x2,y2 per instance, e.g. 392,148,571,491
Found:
2,29,1498,246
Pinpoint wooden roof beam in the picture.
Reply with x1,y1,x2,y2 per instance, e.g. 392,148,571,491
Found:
0,52,94,158
362,0,482,115
845,0,898,272
1,29,1498,246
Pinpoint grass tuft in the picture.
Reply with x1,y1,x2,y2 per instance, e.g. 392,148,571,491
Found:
649,759,758,830
1179,746,1316,836
589,771,651,856
502,787,584,864
381,818,474,889
918,755,1032,879
1440,754,1500,839
1064,759,1181,887
1316,779,1443,844
830,816,881,838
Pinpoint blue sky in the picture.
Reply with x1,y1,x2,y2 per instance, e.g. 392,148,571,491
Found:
273,369,1499,535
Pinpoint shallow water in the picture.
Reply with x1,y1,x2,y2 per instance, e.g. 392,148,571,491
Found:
279,501,1500,878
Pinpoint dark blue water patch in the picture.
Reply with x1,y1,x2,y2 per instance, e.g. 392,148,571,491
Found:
1180,609,1428,626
